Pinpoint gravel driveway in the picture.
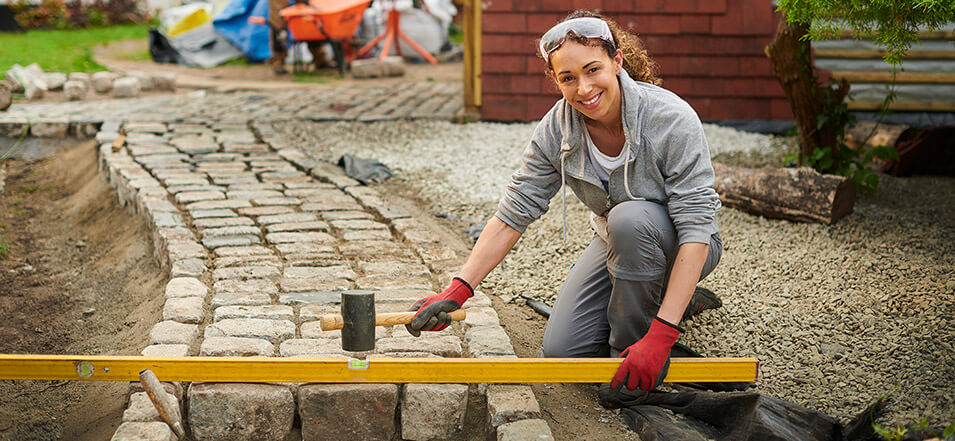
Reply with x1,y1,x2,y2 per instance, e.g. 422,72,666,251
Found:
278,119,955,427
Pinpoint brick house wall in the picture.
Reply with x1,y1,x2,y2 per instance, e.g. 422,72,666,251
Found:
480,0,792,122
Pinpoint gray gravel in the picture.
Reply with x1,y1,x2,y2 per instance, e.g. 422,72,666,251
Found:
278,119,955,427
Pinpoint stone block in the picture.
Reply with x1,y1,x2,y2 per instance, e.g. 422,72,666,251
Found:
496,419,554,441
215,255,281,269
355,276,432,291
281,278,352,292
279,338,346,356
66,72,89,87
201,225,261,239
265,221,329,233
200,336,275,356
111,422,176,441
212,265,281,281
486,385,541,434
463,307,501,329
464,291,493,308
44,72,66,90
350,58,384,79
204,318,295,344
171,258,206,278
92,71,117,93
278,291,341,306
162,296,204,323
319,210,373,221
204,236,257,250
298,303,339,321
377,289,434,304
175,191,225,204
113,76,141,98
375,336,462,357
63,79,87,100
360,261,431,278
465,326,516,357
166,241,206,260
298,384,398,441
188,383,294,441
342,229,393,241
382,56,406,76
141,344,189,357
214,305,293,321
213,278,278,294
0,82,13,111
266,232,337,244
187,199,252,210
30,118,69,137
238,206,295,216
251,197,300,206
213,245,272,257
329,219,388,230
123,391,179,422
127,70,153,90
149,320,198,346
210,292,272,308
284,265,356,280
274,243,335,255
401,383,468,441
165,277,208,299
152,72,176,91
300,321,388,340
194,216,254,229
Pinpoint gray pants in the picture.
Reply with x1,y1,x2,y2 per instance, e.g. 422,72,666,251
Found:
542,200,722,357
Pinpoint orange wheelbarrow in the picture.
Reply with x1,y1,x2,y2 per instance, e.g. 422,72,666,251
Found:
280,0,371,75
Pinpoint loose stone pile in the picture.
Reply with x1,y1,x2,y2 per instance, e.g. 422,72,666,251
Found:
2,63,176,106
92,113,552,440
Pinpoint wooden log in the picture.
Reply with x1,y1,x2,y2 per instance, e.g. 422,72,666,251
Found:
712,163,857,224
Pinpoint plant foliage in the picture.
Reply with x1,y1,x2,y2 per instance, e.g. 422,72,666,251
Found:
11,0,148,30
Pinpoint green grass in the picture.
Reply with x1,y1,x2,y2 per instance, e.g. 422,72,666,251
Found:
0,232,9,258
0,24,149,72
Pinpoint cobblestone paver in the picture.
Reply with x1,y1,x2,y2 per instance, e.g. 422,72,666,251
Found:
12,81,554,440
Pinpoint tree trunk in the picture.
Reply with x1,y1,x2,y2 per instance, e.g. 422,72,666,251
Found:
712,163,856,224
765,17,848,165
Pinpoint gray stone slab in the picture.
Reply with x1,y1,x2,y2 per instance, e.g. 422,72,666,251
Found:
214,305,294,321
238,206,295,216
213,245,272,257
279,338,345,357
319,210,374,221
297,304,339,322
188,383,294,441
465,326,516,357
204,318,295,344
252,197,300,206
213,278,278,295
199,336,275,357
212,266,281,281
201,225,261,239
175,191,225,204
189,209,236,219
111,422,176,441
123,391,178,423
300,322,388,340
486,385,541,433
210,292,272,308
375,336,462,357
166,241,206,260
342,229,393,241
140,344,190,357
298,384,398,441
265,221,329,233
266,232,337,244
228,182,284,192
226,190,284,200
202,235,260,249
193,216,255,229
167,184,223,194
463,307,501,329
162,297,204,324
256,212,318,225
376,289,434,304
401,383,468,441
355,276,432,291
215,255,282,269
278,291,342,305
300,201,363,212
274,243,335,255
186,199,252,211
284,265,356,280
329,219,389,231
281,278,352,293
360,261,431,278
496,419,554,441
149,320,199,345
165,277,208,299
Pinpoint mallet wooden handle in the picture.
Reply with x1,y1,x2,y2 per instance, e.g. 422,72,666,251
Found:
319,310,468,331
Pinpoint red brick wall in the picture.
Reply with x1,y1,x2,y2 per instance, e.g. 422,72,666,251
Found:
480,0,792,122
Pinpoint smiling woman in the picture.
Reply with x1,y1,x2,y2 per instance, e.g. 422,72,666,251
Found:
404,9,724,409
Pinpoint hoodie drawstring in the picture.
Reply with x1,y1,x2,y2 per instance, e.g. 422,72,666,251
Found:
560,151,567,250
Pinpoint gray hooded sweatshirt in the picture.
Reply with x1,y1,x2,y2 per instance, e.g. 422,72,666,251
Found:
494,69,720,245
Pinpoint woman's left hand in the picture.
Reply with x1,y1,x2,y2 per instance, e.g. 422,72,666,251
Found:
611,317,683,391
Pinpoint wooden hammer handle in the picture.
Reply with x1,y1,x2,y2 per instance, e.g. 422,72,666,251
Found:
139,369,186,439
319,309,467,331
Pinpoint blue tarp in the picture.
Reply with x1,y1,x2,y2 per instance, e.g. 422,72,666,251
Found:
212,0,271,61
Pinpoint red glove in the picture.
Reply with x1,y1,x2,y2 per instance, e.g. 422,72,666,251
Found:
611,317,683,391
406,277,473,337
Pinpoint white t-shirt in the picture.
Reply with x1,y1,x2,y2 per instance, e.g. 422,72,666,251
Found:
584,125,626,185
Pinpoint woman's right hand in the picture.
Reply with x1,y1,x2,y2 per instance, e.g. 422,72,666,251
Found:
405,277,474,337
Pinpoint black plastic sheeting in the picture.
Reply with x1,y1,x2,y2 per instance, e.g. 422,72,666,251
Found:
338,154,394,185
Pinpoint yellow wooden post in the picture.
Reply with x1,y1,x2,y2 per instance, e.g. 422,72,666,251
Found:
461,0,482,121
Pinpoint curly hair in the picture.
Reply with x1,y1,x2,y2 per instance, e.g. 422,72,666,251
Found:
540,10,662,87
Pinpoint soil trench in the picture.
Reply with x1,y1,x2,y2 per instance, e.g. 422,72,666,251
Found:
0,140,166,441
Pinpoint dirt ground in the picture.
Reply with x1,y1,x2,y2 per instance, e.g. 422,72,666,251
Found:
0,140,167,441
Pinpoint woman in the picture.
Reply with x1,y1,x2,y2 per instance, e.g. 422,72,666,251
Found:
407,11,723,397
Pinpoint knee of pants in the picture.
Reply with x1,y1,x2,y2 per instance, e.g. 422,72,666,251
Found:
606,201,671,275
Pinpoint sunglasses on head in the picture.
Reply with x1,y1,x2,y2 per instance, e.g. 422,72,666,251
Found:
539,17,616,63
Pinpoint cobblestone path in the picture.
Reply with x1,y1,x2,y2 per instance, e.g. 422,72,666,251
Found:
2,82,554,441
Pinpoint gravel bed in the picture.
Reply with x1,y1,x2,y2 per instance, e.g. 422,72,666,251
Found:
278,119,955,427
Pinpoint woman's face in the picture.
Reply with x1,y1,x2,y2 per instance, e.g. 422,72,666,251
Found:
549,40,623,124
